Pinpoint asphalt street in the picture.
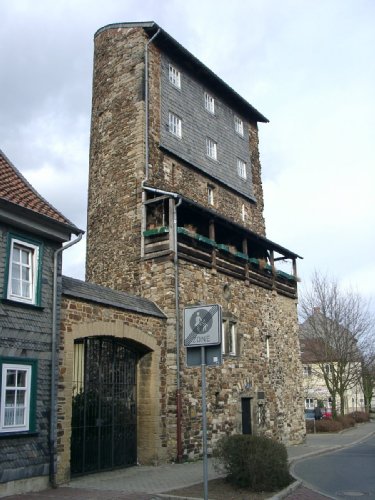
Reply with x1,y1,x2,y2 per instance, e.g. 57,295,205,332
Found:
291,434,375,499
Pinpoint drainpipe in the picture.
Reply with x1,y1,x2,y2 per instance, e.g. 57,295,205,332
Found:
143,28,183,463
50,233,83,487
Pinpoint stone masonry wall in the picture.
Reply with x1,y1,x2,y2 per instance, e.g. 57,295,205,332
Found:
56,295,167,483
140,258,305,460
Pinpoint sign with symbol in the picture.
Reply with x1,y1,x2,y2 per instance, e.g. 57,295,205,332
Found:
184,305,221,347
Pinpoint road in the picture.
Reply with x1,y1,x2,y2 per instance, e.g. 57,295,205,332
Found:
290,434,375,499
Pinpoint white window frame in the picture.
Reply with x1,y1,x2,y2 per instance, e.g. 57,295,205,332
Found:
305,398,314,409
0,363,32,433
204,92,215,114
265,335,271,359
169,64,181,89
168,112,182,138
206,138,217,160
222,319,236,356
237,158,247,180
234,116,244,136
207,185,214,205
241,203,246,222
7,238,39,305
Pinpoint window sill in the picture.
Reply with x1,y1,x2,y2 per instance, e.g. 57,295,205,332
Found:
1,298,44,310
0,431,38,439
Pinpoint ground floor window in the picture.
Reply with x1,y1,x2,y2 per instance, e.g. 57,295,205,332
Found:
0,358,37,434
305,398,314,409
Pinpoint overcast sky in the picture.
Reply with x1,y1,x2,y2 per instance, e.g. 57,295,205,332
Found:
1,0,374,306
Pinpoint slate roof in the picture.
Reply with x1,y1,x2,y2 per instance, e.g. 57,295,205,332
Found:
0,149,79,229
62,276,166,319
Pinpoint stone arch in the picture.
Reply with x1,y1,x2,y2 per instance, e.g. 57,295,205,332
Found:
57,317,161,483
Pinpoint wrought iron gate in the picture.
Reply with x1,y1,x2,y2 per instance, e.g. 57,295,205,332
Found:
71,337,138,475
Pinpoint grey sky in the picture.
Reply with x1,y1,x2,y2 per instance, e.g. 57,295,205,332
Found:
1,0,374,304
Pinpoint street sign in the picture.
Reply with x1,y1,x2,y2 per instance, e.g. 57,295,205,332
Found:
186,344,222,367
183,305,221,347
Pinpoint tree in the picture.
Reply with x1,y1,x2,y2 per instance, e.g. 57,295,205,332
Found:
299,272,374,416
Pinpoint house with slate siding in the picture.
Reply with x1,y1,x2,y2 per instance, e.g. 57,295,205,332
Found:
0,150,83,496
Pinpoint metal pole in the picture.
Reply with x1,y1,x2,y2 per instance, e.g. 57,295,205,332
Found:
201,346,208,500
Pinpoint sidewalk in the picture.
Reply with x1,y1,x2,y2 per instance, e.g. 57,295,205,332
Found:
3,421,375,499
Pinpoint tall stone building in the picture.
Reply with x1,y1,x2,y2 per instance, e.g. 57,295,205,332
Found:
85,21,305,466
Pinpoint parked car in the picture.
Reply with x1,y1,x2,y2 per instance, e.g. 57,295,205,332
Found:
322,407,332,419
304,408,315,420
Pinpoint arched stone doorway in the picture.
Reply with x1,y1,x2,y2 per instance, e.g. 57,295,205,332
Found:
70,336,147,475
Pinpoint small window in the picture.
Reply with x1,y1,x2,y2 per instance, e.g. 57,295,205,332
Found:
325,364,333,374
169,64,181,89
237,158,247,180
303,365,312,376
241,204,246,222
207,185,215,205
234,116,244,136
222,319,237,356
204,92,215,114
265,335,271,359
6,237,41,305
0,359,37,434
305,398,314,409
168,112,182,138
206,138,217,160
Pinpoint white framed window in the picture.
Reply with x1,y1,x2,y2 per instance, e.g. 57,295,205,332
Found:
265,335,271,359
204,92,215,114
207,185,215,205
169,64,181,89
234,116,244,136
237,158,247,180
324,363,333,374
206,138,217,160
0,361,35,434
7,238,40,305
222,319,237,356
305,398,314,409
168,112,182,138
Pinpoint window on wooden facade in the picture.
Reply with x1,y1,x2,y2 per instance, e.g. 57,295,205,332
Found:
237,158,247,180
0,359,37,434
206,138,217,160
169,64,181,88
234,115,244,136
204,92,215,114
6,236,41,306
169,112,182,138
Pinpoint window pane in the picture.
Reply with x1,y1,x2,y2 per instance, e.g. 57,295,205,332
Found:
17,370,27,387
5,390,16,406
6,370,16,387
4,408,14,426
21,249,30,265
15,407,25,425
12,263,21,279
22,282,31,298
16,391,26,405
22,266,30,281
13,248,20,262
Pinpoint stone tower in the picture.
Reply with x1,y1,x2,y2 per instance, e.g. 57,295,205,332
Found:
86,22,305,462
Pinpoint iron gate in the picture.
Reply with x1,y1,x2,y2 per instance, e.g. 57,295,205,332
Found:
71,336,138,475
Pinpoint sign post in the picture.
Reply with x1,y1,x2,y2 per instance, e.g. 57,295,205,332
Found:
184,305,222,500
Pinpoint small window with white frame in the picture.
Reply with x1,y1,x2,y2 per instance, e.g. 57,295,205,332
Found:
168,64,181,89
207,185,215,206
237,158,247,180
234,116,244,136
303,365,312,376
0,359,36,434
206,138,217,160
6,237,41,305
222,319,237,356
305,398,314,409
241,203,246,222
204,92,215,114
168,112,182,138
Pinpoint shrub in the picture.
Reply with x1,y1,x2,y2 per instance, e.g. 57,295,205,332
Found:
315,419,343,433
349,411,369,423
213,434,292,492
336,415,356,428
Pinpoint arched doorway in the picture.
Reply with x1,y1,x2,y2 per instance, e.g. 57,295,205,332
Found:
70,336,140,475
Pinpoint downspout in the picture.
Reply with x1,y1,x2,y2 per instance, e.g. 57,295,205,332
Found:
50,233,83,487
142,28,184,462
